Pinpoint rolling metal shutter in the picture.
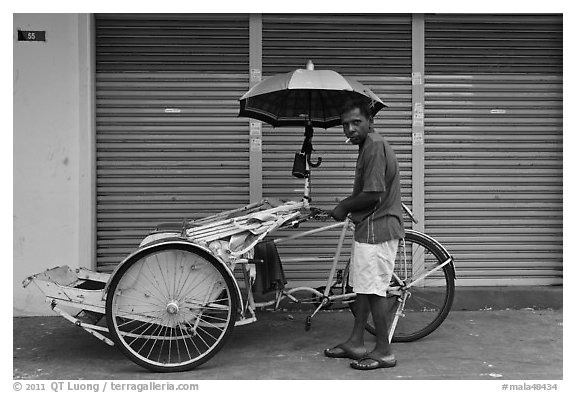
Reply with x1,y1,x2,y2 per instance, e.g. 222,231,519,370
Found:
95,14,250,272
261,14,413,286
424,14,563,285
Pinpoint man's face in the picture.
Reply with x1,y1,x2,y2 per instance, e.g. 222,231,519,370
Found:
341,107,372,145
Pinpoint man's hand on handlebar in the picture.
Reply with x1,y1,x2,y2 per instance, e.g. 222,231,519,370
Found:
330,205,348,222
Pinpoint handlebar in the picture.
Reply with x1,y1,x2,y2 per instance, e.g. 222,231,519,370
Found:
285,207,331,228
286,203,418,229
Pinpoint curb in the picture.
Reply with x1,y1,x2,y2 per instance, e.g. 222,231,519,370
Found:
253,285,563,311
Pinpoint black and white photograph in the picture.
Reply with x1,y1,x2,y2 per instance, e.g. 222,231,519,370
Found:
11,3,567,389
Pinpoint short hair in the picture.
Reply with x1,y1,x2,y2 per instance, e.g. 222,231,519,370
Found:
340,98,372,120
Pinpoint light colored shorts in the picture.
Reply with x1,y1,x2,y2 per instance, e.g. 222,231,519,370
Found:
349,240,399,297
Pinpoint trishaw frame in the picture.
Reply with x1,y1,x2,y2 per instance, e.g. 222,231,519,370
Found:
23,199,456,372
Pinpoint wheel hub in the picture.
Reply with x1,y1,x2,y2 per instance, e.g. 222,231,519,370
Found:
166,301,179,315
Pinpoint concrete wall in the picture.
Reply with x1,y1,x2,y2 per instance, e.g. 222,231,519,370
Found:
13,14,94,316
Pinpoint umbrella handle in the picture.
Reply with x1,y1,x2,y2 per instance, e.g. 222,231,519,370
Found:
307,154,322,168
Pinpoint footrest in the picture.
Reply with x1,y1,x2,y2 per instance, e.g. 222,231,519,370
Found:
75,310,103,325
235,316,258,326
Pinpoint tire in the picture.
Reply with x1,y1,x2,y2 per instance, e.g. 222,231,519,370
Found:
348,230,455,342
105,242,238,372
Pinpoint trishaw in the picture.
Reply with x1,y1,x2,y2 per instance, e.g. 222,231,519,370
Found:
23,63,456,372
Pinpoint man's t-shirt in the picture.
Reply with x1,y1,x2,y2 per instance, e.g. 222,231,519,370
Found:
351,131,405,244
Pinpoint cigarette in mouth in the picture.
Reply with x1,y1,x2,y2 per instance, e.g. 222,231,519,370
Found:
345,138,351,144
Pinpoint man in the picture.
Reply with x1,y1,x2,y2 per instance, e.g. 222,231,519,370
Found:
325,98,405,370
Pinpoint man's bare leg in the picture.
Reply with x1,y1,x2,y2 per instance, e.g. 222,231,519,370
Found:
368,294,393,356
345,293,370,349
349,294,397,369
325,294,370,358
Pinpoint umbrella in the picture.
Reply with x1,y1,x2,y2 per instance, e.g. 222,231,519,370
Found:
238,61,386,129
238,61,387,202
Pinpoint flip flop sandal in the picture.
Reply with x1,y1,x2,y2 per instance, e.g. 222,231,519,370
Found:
324,344,367,360
350,355,397,370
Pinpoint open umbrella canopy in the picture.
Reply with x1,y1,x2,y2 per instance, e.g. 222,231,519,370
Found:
239,62,386,128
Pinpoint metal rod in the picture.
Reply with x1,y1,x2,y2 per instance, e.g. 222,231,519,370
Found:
304,163,311,201
52,304,114,346
192,200,265,225
323,217,350,296
308,302,324,319
321,292,356,302
406,257,453,289
273,221,346,244
193,281,217,333
387,295,405,343
280,256,334,263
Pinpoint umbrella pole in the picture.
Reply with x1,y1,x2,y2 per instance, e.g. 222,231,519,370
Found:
291,121,322,204
304,158,311,202
305,91,312,202
301,121,323,204
302,121,314,203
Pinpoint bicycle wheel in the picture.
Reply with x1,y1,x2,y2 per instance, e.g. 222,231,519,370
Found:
348,230,455,342
105,242,238,372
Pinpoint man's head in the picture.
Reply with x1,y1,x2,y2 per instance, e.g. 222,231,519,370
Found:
340,99,373,145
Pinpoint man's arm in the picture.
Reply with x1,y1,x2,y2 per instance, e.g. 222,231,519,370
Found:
331,191,380,221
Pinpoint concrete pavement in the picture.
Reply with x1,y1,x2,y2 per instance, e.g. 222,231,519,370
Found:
13,308,562,380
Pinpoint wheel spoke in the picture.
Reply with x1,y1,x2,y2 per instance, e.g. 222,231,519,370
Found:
195,324,220,343
193,314,227,333
113,291,165,309
124,263,168,303
115,309,165,327
167,317,174,364
182,320,202,355
136,321,164,355
189,322,212,350
178,324,193,359
155,254,174,300
177,270,218,305
125,318,163,347
175,255,195,300
143,259,171,302
408,293,442,311
155,323,169,363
